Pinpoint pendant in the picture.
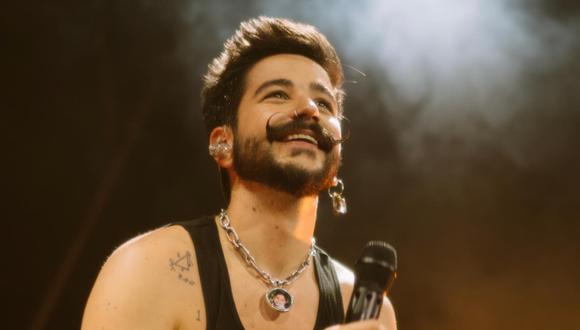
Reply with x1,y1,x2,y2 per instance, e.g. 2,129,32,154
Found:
331,192,347,215
265,287,293,313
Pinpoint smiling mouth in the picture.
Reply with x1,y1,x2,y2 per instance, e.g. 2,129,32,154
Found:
284,134,319,146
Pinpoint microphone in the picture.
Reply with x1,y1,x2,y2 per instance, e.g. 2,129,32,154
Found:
344,241,398,322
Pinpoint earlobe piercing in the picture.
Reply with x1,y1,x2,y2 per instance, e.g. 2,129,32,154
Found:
328,178,347,216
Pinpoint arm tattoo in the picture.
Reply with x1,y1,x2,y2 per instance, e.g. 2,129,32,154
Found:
169,251,195,286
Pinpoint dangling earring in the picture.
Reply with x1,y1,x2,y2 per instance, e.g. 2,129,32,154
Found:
328,178,347,216
208,141,231,158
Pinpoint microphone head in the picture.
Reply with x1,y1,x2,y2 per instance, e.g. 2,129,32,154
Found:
354,241,398,293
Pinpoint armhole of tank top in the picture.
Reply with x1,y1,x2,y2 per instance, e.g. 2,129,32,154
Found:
171,216,246,330
313,246,345,329
169,217,219,330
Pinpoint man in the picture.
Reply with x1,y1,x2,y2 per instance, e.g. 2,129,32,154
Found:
82,16,396,329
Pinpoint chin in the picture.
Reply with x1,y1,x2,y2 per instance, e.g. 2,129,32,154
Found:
233,137,340,197
279,158,324,172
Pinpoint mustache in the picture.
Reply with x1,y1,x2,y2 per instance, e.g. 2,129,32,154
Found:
265,114,342,152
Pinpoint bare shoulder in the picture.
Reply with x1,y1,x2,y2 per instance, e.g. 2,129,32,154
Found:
82,224,203,329
331,259,397,330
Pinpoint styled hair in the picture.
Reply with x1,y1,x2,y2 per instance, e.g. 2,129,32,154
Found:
201,17,345,202
201,16,344,134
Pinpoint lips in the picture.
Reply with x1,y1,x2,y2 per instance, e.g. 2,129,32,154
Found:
266,116,337,153
284,133,319,146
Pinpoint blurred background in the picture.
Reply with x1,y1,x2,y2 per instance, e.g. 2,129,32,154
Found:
4,0,580,329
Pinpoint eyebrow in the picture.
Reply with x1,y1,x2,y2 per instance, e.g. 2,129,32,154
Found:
253,78,293,98
252,78,337,103
309,82,336,102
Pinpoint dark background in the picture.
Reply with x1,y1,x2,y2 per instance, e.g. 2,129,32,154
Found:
4,0,580,329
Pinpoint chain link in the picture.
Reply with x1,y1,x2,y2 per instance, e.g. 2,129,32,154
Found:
217,209,316,288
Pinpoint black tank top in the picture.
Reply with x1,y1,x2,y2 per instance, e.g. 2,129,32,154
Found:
175,216,345,330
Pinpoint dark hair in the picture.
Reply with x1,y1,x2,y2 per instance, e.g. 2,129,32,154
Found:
201,16,345,134
201,17,345,203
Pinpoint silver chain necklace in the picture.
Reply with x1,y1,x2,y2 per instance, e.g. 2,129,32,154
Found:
217,209,316,313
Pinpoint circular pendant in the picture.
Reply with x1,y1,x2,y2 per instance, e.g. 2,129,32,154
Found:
265,287,293,313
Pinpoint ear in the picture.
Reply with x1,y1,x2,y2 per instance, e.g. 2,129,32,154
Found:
208,126,234,168
332,176,339,187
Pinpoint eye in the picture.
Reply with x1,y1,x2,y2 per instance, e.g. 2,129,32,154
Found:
315,99,335,114
264,90,289,100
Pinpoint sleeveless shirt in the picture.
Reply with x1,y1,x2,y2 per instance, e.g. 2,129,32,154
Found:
175,216,345,330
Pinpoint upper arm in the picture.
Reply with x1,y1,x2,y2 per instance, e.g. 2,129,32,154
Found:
81,226,202,330
332,259,397,330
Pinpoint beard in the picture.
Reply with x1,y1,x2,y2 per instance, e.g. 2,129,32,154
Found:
233,135,340,197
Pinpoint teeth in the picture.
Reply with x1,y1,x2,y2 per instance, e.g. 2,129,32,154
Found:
286,134,318,145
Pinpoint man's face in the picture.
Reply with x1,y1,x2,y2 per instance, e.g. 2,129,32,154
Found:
232,54,342,197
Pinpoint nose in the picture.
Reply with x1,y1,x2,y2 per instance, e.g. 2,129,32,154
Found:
294,97,320,121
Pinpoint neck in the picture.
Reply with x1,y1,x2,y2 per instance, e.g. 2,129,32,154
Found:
225,180,318,278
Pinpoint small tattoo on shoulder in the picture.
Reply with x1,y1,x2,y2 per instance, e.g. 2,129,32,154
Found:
169,251,195,286
196,309,201,321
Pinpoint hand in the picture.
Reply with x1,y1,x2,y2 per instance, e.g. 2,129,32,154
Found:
324,320,388,330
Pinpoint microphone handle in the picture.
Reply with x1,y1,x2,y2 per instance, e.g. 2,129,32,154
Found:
344,287,384,322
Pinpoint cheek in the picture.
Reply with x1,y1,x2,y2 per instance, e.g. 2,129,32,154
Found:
237,106,272,138
327,117,342,139
235,118,261,142
334,144,342,159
